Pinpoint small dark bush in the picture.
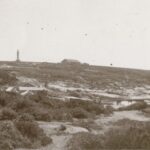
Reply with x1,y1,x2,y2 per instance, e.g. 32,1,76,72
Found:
70,107,90,119
0,92,19,107
0,121,31,150
68,132,103,150
41,136,52,146
0,96,7,106
26,107,52,121
66,99,105,115
67,90,81,98
104,122,150,149
15,120,42,140
15,99,34,110
14,115,52,146
143,107,150,114
0,141,14,150
50,108,72,121
16,113,34,122
15,118,52,147
0,70,16,85
29,91,48,103
59,125,66,131
0,108,17,120
69,121,150,150
104,105,114,114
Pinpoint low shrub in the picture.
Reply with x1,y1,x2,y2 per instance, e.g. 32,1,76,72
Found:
0,141,14,150
104,122,150,149
15,121,40,139
14,116,52,147
103,105,114,115
0,108,17,120
70,107,90,119
15,118,42,140
0,121,31,150
41,136,52,146
0,117,52,150
0,92,20,107
25,106,52,121
59,125,67,131
68,121,150,149
0,70,17,85
68,132,103,150
66,99,105,115
16,113,34,122
142,107,150,114
67,90,82,98
15,99,35,110
50,108,72,121
0,96,7,106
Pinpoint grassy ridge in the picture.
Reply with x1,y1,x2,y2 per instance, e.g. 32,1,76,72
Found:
2,62,150,89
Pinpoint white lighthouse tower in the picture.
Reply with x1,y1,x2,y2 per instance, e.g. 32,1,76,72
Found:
16,50,20,62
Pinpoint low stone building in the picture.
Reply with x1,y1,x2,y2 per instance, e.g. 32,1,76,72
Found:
61,59,81,64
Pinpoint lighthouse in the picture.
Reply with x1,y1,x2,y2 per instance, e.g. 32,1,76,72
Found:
16,50,20,62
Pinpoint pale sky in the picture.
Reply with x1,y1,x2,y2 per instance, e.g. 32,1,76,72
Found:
0,0,150,69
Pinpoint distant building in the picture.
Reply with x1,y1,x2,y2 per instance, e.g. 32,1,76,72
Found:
61,59,81,64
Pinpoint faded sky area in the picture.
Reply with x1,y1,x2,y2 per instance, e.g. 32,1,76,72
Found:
0,0,150,69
